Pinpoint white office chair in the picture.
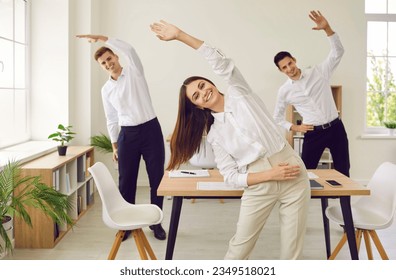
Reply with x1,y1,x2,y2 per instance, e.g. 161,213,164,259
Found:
88,162,163,260
189,136,217,169
325,162,396,260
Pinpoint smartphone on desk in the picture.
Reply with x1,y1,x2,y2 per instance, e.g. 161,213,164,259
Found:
325,180,342,188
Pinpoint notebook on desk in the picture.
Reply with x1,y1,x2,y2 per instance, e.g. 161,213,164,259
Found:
169,169,210,178
310,180,324,189
197,181,244,190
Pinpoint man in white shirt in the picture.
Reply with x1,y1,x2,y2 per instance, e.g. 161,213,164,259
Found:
273,11,350,177
76,34,166,240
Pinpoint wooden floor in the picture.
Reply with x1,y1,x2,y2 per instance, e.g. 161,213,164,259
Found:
4,186,396,260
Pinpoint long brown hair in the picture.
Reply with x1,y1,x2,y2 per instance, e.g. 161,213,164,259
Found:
167,76,215,170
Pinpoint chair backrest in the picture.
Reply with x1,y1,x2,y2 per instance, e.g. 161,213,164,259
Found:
189,136,217,169
88,162,131,226
356,162,396,223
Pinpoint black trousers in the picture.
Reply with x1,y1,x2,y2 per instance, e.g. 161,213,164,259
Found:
117,117,165,209
301,119,350,177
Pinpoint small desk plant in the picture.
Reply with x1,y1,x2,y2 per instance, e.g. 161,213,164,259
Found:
384,120,396,136
48,124,76,155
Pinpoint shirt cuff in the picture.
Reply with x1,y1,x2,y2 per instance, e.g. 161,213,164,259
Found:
237,173,249,188
105,37,115,47
197,42,211,56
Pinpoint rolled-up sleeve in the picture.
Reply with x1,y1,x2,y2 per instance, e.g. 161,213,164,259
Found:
273,90,293,131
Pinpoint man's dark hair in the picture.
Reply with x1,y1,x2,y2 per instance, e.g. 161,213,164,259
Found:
274,51,293,68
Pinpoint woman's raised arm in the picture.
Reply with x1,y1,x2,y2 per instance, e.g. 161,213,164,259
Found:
150,20,204,50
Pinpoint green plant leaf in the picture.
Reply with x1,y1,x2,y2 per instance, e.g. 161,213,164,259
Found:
0,161,74,255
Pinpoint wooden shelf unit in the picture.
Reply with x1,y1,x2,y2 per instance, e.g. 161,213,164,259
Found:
286,85,342,168
14,146,95,249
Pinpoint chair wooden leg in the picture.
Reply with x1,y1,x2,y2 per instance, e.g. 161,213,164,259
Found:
362,230,374,260
328,232,348,260
138,228,157,260
133,229,149,260
368,230,389,260
355,229,363,253
108,230,124,260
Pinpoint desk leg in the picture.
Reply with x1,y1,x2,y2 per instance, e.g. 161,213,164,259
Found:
340,196,359,260
165,196,183,260
320,198,331,259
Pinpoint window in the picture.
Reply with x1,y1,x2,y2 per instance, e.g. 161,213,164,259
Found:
0,0,29,148
366,0,396,131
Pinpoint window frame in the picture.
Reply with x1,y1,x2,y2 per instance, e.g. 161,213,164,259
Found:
365,8,396,134
0,0,30,149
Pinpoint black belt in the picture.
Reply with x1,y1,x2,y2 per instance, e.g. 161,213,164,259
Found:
313,117,340,131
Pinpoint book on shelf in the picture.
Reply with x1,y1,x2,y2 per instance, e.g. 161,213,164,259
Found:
77,156,86,182
86,179,94,205
77,195,82,215
65,173,71,193
85,156,91,177
52,169,60,191
54,223,59,240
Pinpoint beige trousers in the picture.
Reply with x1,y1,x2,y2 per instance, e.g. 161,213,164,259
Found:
224,144,310,260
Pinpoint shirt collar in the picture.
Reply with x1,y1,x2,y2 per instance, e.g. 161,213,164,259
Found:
288,69,304,84
109,67,125,82
211,95,231,123
212,112,225,123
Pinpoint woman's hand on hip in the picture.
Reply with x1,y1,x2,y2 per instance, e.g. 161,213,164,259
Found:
269,163,300,181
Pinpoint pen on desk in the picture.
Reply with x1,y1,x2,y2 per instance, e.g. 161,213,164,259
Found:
181,171,196,175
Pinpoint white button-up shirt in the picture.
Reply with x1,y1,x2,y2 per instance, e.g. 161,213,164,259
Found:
198,43,286,187
273,33,344,131
101,38,157,143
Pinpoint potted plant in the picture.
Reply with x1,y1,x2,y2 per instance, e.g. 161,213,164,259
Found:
48,124,76,155
383,120,396,135
0,161,74,256
90,133,113,154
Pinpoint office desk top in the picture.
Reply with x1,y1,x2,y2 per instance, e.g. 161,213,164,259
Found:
157,169,369,197
158,168,369,260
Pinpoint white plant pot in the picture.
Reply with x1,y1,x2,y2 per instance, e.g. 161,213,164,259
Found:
2,215,13,231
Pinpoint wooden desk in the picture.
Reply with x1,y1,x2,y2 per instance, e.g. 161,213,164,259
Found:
158,169,370,260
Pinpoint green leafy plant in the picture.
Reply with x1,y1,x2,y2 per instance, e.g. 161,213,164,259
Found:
48,124,76,146
90,133,113,154
0,161,74,255
383,121,396,129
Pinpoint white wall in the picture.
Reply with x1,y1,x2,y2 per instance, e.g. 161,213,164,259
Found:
31,0,396,184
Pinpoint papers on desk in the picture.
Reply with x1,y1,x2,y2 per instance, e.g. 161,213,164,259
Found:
169,169,210,178
308,171,319,179
197,182,244,191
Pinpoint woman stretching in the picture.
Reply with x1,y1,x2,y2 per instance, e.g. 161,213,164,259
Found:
150,20,310,260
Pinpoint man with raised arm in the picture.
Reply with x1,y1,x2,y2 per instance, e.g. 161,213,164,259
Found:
76,34,166,241
273,10,350,177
